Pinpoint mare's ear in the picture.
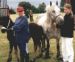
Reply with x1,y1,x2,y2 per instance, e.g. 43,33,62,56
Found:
56,1,58,6
50,1,52,6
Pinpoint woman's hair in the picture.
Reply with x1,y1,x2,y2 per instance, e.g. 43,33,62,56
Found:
64,4,74,18
18,2,24,8
64,4,72,9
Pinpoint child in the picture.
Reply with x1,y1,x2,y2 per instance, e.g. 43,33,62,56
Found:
60,4,74,62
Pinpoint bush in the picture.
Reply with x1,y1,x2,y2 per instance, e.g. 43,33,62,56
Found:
9,9,16,14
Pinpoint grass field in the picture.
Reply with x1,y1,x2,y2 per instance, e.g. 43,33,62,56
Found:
0,14,75,62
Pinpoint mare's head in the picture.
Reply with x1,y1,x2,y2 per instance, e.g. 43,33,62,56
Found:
45,2,64,27
0,16,14,33
0,16,14,28
46,2,60,19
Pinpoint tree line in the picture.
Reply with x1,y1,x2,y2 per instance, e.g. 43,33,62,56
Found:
10,1,65,14
9,1,46,14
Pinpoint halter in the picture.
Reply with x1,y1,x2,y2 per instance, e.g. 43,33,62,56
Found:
52,14,61,28
1,17,12,33
0,17,11,30
53,14,61,23
55,14,61,20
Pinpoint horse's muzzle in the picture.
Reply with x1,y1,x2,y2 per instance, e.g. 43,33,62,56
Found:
1,27,7,33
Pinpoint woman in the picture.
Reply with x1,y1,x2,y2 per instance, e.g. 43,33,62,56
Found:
12,5,29,62
60,4,74,62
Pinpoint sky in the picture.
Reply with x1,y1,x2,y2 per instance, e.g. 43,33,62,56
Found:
7,0,61,9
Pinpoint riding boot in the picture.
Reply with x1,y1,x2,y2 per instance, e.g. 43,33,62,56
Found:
20,53,24,62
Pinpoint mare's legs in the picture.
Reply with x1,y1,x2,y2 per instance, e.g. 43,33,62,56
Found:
44,36,50,58
56,38,61,58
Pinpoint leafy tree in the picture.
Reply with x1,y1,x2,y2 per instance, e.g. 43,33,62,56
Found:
38,2,46,13
31,5,38,13
60,0,64,12
9,8,16,14
60,0,64,8
19,1,31,10
18,1,46,14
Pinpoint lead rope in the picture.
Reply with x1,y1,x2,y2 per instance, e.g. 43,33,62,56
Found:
7,18,10,29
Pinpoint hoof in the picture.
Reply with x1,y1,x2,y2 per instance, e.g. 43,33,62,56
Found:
56,54,61,58
43,55,51,59
44,51,51,59
36,53,43,58
57,57,63,62
17,59,20,62
7,58,12,62
30,58,36,62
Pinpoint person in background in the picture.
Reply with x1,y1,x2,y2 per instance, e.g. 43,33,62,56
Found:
60,4,74,62
29,10,34,22
25,9,29,18
12,4,29,62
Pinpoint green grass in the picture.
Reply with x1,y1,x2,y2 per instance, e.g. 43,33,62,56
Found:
0,30,75,62
0,14,75,62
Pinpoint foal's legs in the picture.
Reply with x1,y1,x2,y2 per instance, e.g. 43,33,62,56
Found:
41,35,45,52
7,40,19,62
30,37,42,62
33,38,37,52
